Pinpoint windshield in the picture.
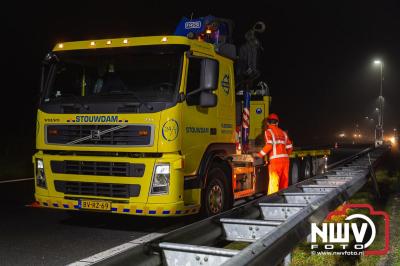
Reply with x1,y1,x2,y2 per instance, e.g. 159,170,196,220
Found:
43,45,184,107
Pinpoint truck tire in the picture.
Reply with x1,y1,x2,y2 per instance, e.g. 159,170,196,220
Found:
301,157,313,180
202,163,232,217
289,159,300,185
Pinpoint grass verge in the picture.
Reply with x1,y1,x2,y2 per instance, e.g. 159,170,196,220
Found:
291,150,400,266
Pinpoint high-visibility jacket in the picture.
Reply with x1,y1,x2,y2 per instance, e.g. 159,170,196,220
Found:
258,125,292,160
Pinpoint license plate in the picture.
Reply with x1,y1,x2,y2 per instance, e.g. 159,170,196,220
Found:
79,200,111,211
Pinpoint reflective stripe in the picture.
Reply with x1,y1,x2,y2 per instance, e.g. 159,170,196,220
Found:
266,140,285,144
283,131,288,143
268,129,277,157
266,128,290,160
259,150,266,156
265,131,270,142
270,154,289,160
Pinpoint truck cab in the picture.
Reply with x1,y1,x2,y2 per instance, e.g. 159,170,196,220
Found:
34,34,247,216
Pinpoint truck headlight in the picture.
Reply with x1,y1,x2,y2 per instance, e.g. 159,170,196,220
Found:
36,159,47,189
150,164,170,195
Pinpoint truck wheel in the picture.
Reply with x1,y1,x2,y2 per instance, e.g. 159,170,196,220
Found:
289,159,300,185
301,157,313,179
202,164,232,217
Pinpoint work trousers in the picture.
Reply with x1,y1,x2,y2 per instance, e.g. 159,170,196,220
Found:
267,158,290,195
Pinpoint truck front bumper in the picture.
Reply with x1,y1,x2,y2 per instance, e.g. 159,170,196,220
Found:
34,194,200,216
33,152,200,216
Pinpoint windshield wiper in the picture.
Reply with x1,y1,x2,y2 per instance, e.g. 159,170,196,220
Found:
103,91,153,111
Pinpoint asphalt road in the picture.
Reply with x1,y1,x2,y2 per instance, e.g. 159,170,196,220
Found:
0,145,369,266
0,181,199,266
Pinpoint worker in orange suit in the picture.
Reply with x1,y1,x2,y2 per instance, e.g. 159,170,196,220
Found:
257,113,293,194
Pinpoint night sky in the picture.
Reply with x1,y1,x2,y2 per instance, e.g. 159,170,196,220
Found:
3,1,400,160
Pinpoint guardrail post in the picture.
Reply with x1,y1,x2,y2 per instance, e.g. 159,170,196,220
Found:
283,252,291,266
368,153,381,199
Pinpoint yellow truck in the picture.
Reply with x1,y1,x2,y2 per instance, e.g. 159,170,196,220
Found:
33,16,329,216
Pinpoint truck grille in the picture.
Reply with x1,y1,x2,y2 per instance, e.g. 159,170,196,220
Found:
46,125,152,146
51,161,145,177
54,181,140,198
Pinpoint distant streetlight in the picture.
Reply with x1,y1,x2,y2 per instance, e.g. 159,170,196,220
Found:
374,108,380,122
373,59,384,146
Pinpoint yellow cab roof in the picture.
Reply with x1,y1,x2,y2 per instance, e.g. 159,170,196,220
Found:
53,35,217,56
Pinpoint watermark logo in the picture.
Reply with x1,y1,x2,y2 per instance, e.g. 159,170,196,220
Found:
310,204,389,255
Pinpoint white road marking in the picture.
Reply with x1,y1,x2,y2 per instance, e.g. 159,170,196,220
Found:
66,232,164,266
67,262,90,266
0,178,34,184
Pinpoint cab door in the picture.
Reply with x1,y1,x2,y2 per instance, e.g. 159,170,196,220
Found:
217,59,235,143
181,56,219,176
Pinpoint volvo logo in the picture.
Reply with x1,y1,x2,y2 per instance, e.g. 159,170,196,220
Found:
90,130,101,140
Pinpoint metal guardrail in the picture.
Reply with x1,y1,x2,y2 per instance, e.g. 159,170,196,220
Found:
97,146,387,266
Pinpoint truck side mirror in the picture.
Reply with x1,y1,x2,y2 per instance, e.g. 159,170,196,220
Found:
199,91,217,108
200,59,219,91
